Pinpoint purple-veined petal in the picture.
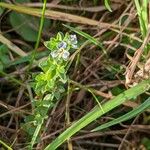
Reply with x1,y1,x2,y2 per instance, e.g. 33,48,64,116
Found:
57,41,67,49
62,50,70,60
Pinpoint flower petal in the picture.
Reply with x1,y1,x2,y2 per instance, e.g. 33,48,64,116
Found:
62,50,70,60
50,51,58,58
57,41,67,49
70,34,77,44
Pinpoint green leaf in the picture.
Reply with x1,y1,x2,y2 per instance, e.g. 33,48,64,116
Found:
35,81,46,95
53,91,61,100
111,87,124,95
44,39,58,51
104,0,112,12
35,72,44,81
0,44,11,70
43,94,52,101
15,0,30,3
0,7,4,15
46,80,55,90
56,32,64,41
142,138,150,150
4,50,49,69
92,97,150,131
0,62,3,71
44,32,64,51
57,65,65,73
24,115,35,123
58,85,65,93
36,106,48,118
9,12,50,42
39,57,56,72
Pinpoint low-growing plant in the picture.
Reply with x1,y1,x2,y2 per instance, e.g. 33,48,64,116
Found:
23,32,78,149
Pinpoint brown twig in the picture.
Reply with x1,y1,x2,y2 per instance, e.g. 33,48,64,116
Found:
23,2,119,12
125,25,150,85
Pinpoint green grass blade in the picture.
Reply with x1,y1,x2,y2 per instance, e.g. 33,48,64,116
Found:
0,140,13,150
0,70,24,86
34,0,47,51
134,0,141,16
29,124,43,150
44,79,150,150
4,51,49,69
134,0,144,36
88,89,104,113
28,0,47,70
0,33,27,57
141,0,148,30
104,0,112,12
63,24,107,55
92,97,150,132
134,0,148,38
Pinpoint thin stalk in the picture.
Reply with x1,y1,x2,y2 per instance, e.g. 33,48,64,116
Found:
0,70,24,86
28,0,47,70
0,140,13,150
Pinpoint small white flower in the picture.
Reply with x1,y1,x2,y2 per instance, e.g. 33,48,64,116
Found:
57,41,67,49
70,34,77,44
62,50,70,60
50,48,70,61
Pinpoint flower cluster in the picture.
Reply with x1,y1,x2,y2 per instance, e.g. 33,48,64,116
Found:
44,32,78,61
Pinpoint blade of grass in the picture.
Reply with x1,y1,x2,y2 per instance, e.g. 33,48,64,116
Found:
63,24,107,55
0,70,24,86
0,33,27,56
88,89,104,113
29,124,43,149
44,79,150,150
141,0,148,31
104,0,112,12
134,0,148,38
92,97,150,132
0,140,13,150
4,51,49,69
28,0,47,70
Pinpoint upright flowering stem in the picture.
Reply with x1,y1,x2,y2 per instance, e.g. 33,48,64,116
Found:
24,32,78,149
